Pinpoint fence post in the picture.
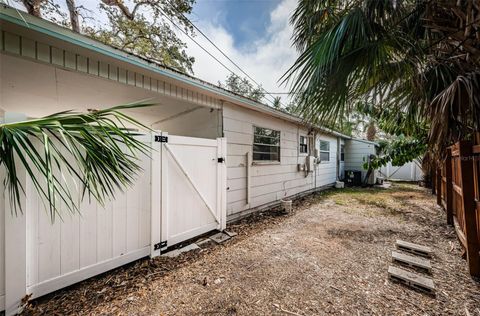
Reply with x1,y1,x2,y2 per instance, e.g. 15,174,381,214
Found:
4,113,28,315
436,164,442,206
150,131,162,258
431,164,436,195
458,140,480,277
445,148,454,225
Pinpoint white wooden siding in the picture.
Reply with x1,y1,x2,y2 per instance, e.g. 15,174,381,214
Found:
25,136,152,297
0,30,221,110
0,165,4,309
344,139,376,179
339,138,345,180
314,134,338,187
223,104,337,218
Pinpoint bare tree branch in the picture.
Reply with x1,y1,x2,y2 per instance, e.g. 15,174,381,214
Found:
65,0,80,32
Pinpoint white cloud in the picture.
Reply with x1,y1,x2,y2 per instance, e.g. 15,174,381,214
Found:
183,0,298,105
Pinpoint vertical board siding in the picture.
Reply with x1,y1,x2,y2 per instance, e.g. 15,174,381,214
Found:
0,166,5,300
223,104,337,218
25,138,151,291
0,30,220,110
344,139,376,179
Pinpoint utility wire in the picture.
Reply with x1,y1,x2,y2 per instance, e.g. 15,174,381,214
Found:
164,0,288,107
158,10,250,94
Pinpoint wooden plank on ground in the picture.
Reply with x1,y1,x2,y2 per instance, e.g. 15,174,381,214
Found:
392,251,432,272
396,240,432,257
388,266,435,294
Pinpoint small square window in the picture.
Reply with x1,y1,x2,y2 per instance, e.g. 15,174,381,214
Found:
299,136,308,154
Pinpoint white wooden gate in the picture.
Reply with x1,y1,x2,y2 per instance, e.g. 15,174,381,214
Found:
158,133,226,249
3,132,227,315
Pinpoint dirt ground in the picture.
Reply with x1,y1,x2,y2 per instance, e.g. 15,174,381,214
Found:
23,183,480,315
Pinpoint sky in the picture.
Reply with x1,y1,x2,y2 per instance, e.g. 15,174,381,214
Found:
182,0,299,105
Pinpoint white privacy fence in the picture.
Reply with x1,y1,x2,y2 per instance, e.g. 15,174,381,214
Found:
379,160,423,182
1,132,227,315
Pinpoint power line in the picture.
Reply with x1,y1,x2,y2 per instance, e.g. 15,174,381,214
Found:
164,0,285,107
158,10,249,94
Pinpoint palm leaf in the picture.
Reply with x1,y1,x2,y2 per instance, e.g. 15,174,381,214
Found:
0,101,155,222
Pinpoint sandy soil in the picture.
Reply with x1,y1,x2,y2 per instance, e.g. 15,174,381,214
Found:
23,183,480,315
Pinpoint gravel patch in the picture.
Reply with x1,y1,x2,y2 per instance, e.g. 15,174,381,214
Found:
22,183,480,315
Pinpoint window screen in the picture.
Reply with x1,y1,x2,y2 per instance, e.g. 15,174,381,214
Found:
319,140,330,162
253,126,280,161
299,136,308,154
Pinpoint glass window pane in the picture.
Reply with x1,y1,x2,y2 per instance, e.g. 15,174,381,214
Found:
253,152,279,161
253,126,281,161
320,152,330,161
253,144,280,154
254,135,280,145
319,140,330,151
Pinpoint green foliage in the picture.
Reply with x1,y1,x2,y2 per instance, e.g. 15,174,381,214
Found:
0,102,154,221
84,0,195,74
273,97,282,110
284,0,480,158
14,0,196,74
365,135,427,170
219,74,266,102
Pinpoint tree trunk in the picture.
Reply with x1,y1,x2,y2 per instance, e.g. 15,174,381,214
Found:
66,0,80,33
366,122,376,141
21,0,43,17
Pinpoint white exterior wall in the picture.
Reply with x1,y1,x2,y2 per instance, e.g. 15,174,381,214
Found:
344,139,376,179
223,104,337,219
380,160,423,181
314,134,338,187
0,29,221,132
152,107,222,139
339,138,345,180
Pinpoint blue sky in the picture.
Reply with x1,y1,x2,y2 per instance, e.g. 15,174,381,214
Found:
191,0,280,50
184,0,298,104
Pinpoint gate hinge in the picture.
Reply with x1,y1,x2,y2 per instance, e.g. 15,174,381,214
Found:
154,241,167,251
218,157,225,163
155,135,168,143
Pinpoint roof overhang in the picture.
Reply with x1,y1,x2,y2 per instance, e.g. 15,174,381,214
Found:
1,5,373,142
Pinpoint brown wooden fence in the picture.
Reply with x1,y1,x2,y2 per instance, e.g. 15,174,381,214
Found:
436,133,480,277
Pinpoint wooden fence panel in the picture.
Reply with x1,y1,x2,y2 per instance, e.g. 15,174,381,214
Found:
473,133,480,257
458,141,480,276
438,138,480,277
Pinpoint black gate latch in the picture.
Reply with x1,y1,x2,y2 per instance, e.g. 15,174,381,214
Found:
154,135,168,143
154,241,167,251
218,157,225,163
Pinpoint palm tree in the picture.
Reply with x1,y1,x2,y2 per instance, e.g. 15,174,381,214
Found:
273,96,282,110
283,0,480,159
0,102,153,221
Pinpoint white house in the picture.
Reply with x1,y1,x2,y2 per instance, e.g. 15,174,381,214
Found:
0,6,377,314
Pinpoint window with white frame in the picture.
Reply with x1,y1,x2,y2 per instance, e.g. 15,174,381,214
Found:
253,126,280,162
340,144,345,162
319,140,330,162
299,135,308,154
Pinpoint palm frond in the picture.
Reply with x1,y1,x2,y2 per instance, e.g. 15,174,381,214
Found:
0,101,155,222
